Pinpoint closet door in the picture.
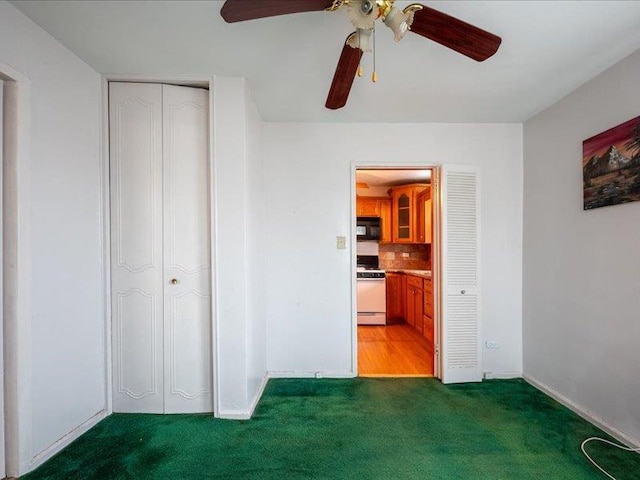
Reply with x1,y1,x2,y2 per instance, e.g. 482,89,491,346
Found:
440,165,481,384
110,83,164,413
110,83,212,413
162,85,212,413
0,79,4,478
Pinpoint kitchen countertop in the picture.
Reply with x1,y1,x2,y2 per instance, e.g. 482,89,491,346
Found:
385,269,432,279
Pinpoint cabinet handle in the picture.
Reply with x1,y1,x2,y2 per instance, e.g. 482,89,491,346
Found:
461,289,465,294
170,278,179,285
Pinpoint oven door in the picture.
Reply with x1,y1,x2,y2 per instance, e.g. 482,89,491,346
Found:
356,278,386,325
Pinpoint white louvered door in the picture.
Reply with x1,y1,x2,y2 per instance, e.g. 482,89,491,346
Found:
0,79,4,478
110,82,212,413
440,165,481,384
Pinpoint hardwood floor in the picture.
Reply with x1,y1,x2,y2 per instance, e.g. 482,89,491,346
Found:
358,324,434,377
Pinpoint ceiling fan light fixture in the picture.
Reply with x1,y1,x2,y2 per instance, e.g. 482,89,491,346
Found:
347,28,374,52
383,6,415,42
347,0,378,30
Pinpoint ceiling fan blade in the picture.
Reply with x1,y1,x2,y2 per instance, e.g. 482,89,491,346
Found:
221,0,333,23
326,34,363,110
409,5,501,62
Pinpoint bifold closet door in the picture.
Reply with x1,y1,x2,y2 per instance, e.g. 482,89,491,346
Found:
161,85,212,413
110,82,212,413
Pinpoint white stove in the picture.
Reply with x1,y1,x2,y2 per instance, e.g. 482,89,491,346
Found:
356,268,386,279
356,261,386,325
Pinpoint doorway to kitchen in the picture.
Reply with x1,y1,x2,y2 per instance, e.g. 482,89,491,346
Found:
354,167,438,377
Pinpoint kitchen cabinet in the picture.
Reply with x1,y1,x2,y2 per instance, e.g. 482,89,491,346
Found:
423,278,434,356
385,272,404,323
379,198,392,243
356,196,392,243
417,188,432,244
388,184,429,243
356,197,381,216
406,275,424,333
400,274,408,322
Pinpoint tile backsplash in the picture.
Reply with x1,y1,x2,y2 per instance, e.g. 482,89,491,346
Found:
379,243,431,270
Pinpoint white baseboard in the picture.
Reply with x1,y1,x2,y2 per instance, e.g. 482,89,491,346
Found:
28,409,107,471
524,374,640,448
217,410,252,420
247,373,269,417
267,370,355,379
218,372,269,420
483,370,522,380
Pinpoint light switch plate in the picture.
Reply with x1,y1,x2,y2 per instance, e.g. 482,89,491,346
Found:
336,236,347,249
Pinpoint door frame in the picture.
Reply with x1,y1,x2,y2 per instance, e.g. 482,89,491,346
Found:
100,75,219,416
0,60,32,477
350,161,441,378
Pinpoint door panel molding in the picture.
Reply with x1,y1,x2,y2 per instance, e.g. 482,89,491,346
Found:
113,96,159,273
116,288,159,400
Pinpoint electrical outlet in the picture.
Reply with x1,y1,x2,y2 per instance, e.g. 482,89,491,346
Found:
336,236,346,249
485,340,500,349
402,252,410,258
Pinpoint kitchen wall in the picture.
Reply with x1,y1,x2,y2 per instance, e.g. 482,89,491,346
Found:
0,2,104,475
379,244,431,270
263,122,523,378
523,48,640,445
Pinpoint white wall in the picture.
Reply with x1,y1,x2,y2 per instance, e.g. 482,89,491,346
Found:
0,1,105,475
213,77,267,417
262,123,523,377
523,48,640,445
245,83,268,407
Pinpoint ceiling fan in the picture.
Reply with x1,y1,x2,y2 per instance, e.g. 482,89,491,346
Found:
220,0,501,110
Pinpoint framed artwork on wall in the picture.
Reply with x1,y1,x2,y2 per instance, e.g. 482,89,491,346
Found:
583,115,640,210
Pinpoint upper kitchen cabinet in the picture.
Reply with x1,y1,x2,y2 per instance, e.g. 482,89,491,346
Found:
389,184,429,243
417,187,432,244
356,197,381,216
379,198,391,244
356,196,392,243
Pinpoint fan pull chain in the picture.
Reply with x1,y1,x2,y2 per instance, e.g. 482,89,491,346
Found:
357,29,363,77
372,25,377,83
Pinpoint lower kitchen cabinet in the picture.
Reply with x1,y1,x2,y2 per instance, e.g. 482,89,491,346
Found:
386,274,433,346
400,274,407,321
385,272,404,324
406,275,424,332
423,278,434,355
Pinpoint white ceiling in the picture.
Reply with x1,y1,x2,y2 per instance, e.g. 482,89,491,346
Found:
10,0,640,123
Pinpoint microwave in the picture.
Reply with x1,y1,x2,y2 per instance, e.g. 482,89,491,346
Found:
356,217,381,241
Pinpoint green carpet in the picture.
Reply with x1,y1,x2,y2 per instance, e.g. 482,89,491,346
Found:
22,378,640,479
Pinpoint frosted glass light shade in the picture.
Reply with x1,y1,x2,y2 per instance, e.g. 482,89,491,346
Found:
383,7,415,42
347,28,374,52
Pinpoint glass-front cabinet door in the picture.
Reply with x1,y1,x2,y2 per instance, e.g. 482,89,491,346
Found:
397,193,411,239
391,186,415,243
